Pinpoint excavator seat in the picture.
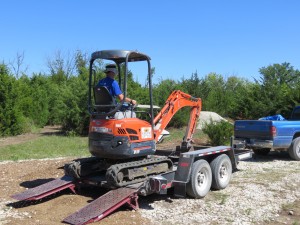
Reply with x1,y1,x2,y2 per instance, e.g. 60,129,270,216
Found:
93,86,116,113
93,86,136,119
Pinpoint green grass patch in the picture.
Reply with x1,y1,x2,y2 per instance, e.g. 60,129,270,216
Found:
161,127,207,145
282,202,297,211
0,136,89,161
210,192,230,205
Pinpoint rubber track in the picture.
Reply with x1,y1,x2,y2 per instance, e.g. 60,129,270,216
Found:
106,156,173,187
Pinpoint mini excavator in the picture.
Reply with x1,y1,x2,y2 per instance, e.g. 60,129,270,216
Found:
11,50,252,225
64,50,202,188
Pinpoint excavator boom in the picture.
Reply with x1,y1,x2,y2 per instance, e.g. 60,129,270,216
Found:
153,90,202,147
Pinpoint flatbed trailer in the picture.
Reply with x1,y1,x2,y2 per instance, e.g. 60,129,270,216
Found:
11,145,251,225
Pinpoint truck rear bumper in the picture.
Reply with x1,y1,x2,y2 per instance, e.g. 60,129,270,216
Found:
233,138,273,149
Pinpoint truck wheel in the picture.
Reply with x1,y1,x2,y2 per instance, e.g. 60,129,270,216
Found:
186,159,212,198
288,137,300,161
253,148,270,156
210,154,232,190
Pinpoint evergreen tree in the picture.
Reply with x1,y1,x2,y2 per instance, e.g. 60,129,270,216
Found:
0,64,24,136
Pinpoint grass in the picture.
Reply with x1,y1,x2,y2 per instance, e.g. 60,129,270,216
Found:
210,192,230,205
0,136,89,161
160,127,208,145
282,202,296,211
0,127,208,161
245,208,252,216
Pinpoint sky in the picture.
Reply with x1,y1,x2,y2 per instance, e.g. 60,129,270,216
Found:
1,0,300,84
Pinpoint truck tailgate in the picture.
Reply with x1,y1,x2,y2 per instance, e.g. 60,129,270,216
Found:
234,120,273,139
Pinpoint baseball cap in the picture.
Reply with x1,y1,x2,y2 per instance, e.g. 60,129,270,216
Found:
104,64,118,75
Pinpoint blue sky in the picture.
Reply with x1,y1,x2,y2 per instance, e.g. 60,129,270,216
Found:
1,1,300,84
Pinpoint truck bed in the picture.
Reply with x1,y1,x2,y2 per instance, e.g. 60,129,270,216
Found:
234,120,273,139
234,119,300,150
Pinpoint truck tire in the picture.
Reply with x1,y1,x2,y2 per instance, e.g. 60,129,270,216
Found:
253,148,270,156
186,159,212,198
210,154,232,190
288,137,300,161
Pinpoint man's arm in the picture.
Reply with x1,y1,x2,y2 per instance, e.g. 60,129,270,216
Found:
117,94,137,105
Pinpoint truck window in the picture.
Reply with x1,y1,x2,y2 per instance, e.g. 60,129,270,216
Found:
291,107,300,120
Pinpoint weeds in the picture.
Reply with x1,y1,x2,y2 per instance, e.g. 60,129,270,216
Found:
245,208,252,215
211,192,230,205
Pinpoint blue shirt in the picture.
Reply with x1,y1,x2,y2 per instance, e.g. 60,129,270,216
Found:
97,77,122,97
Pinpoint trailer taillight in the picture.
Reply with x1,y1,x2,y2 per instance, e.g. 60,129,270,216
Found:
271,126,277,137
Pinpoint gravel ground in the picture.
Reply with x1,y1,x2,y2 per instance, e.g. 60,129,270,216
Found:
1,152,300,225
138,151,300,225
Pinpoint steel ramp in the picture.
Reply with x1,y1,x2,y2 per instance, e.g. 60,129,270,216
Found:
11,176,75,201
63,187,139,225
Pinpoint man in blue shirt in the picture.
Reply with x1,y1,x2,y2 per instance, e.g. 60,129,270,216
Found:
98,64,137,105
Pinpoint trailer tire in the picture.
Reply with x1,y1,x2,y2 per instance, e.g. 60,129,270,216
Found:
186,159,212,198
210,154,232,190
288,137,300,161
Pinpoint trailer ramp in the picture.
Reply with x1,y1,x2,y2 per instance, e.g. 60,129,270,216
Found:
63,187,139,225
11,176,75,201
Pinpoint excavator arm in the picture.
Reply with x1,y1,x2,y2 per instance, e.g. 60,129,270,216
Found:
153,90,202,149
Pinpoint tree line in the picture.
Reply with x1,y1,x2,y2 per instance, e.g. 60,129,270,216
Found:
1,50,300,137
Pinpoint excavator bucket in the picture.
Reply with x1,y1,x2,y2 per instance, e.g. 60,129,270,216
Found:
63,187,139,225
11,176,75,201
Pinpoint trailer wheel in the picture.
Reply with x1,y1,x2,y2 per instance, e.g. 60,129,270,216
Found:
210,154,232,190
186,159,212,198
288,137,300,161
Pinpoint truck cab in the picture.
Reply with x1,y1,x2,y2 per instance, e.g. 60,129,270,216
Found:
290,106,300,120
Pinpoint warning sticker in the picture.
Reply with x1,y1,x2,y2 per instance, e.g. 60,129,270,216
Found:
141,127,152,139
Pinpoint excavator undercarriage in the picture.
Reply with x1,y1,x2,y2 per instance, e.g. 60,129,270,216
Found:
64,155,174,188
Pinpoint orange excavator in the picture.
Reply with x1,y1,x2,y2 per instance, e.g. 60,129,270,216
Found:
64,50,202,188
12,50,252,225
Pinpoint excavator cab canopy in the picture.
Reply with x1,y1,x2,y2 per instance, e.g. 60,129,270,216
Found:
88,50,154,127
91,50,151,63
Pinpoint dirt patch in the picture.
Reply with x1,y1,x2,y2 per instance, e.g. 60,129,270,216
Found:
268,200,300,225
0,158,150,225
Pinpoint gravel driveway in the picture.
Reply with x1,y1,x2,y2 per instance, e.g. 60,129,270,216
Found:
139,151,300,225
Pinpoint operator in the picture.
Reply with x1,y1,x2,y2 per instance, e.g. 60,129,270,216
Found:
98,64,137,105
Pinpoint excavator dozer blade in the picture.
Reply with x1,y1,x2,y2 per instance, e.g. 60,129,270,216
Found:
11,176,75,201
63,187,139,225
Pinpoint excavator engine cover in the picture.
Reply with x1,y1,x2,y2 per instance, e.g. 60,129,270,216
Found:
89,118,156,159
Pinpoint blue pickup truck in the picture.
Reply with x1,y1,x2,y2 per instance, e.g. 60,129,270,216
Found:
233,106,300,160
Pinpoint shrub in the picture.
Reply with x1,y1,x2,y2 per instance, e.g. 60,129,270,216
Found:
202,120,233,146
